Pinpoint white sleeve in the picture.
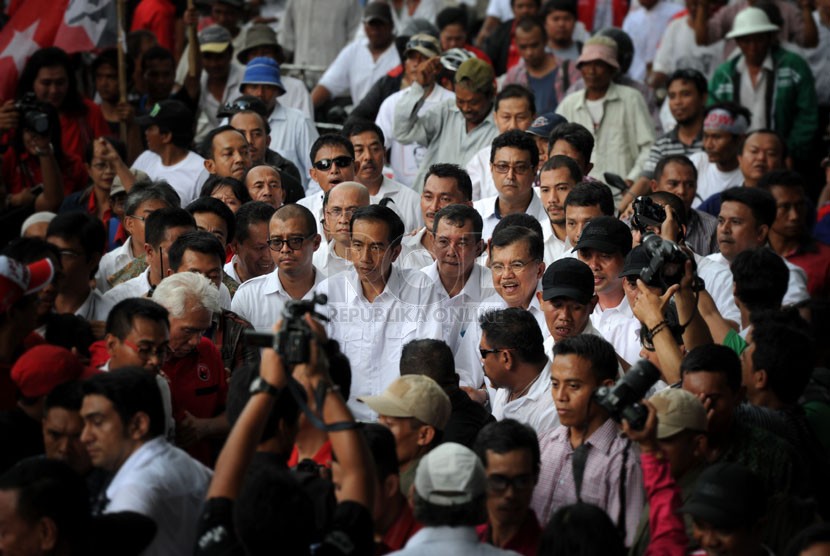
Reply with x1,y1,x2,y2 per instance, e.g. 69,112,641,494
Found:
317,43,354,98
466,150,486,202
486,0,513,20
376,95,396,150
783,262,810,306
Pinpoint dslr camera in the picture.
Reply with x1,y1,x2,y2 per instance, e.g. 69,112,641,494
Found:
14,93,51,136
593,359,660,430
640,233,690,289
245,294,328,365
631,196,666,235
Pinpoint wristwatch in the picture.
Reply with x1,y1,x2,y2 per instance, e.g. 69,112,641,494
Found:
249,376,281,396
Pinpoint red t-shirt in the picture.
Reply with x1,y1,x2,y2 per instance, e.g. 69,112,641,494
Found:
787,242,830,298
287,440,333,468
477,512,542,556
131,0,177,52
59,99,110,165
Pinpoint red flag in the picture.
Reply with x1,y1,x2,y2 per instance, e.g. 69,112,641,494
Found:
53,0,118,54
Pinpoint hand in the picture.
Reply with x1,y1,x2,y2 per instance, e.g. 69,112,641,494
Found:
22,129,51,157
632,279,680,329
461,385,488,405
621,399,660,453
96,136,124,164
115,101,135,124
659,204,682,243
259,319,290,390
0,100,19,133
8,189,36,207
176,411,210,446
414,56,442,88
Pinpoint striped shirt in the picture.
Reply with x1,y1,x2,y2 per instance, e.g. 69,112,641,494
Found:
640,127,703,179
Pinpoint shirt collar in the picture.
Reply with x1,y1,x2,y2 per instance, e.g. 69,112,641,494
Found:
345,265,404,303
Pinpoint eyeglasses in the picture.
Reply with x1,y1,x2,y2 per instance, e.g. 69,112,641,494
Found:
325,206,359,219
486,473,534,493
126,214,146,222
58,249,82,259
313,156,353,171
122,339,172,362
479,347,510,359
490,259,537,275
267,234,314,251
91,162,114,171
492,162,533,175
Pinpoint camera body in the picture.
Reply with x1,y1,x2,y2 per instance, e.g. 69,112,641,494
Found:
631,196,667,235
276,295,327,365
640,233,689,289
593,359,660,430
14,93,51,136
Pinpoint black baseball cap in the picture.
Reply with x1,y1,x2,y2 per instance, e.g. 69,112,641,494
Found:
619,245,663,287
573,216,633,256
679,462,767,529
363,2,393,24
541,258,595,304
136,100,194,132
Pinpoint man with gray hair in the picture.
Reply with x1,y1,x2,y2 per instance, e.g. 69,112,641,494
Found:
155,272,229,466
391,442,520,554
312,181,370,277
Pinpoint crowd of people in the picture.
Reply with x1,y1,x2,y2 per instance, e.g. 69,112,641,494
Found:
0,0,829,554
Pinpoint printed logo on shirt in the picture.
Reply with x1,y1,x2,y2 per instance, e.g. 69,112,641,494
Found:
197,363,211,382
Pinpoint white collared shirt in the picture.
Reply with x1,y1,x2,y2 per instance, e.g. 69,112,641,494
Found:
705,251,810,307
104,268,233,310
491,359,559,436
466,145,497,201
371,176,423,233
316,266,444,421
74,288,113,322
268,103,319,188
590,296,642,365
312,240,353,278
544,229,572,265
694,252,741,323
231,267,324,330
297,192,325,235
394,526,517,555
398,228,434,271
103,437,212,556
317,37,401,107
96,241,135,293
543,319,604,360
223,256,242,284
737,53,775,131
474,191,548,243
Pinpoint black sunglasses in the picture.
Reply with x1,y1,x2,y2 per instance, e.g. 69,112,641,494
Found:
313,156,353,171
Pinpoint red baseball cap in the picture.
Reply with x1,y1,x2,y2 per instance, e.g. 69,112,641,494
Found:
0,256,55,313
11,345,84,399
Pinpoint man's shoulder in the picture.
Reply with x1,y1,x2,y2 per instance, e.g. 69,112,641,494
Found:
132,150,160,171
234,272,273,297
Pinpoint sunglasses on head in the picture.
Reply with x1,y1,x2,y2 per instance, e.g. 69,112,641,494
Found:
313,156,353,171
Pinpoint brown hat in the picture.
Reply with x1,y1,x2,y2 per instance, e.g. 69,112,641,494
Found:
359,375,451,429
650,388,707,439
237,24,282,64
455,58,495,94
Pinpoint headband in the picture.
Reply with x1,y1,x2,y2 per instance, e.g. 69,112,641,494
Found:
703,108,749,135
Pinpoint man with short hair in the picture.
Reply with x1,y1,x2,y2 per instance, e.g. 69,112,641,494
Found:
232,204,323,330
483,0,543,75
538,155,583,263
474,130,547,242
192,24,245,139
80,368,211,555
547,121,595,177
298,134,360,235
41,381,93,477
562,181,614,248
541,0,583,60
531,334,644,546
200,125,251,183
226,201,276,284
313,182,370,278
132,100,205,205
360,374,451,496
480,308,557,435
474,419,542,554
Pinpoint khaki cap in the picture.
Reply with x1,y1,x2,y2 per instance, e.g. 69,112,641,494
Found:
359,375,451,429
454,58,495,95
650,388,707,439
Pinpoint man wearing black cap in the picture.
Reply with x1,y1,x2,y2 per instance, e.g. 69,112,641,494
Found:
132,100,205,206
574,216,641,364
311,2,401,109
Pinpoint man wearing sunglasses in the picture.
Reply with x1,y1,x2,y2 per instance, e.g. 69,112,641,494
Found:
299,134,360,236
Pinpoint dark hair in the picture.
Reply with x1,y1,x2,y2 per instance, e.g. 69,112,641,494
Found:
0,459,91,550
749,309,814,405
201,175,253,206
424,163,473,201
541,154,584,182
538,503,626,556
350,205,405,249
400,339,459,390
436,6,469,30
432,204,483,238
273,203,318,237
361,423,400,480
105,298,170,339
84,136,127,165
46,212,107,261
516,15,547,39
548,122,594,163
81,367,166,439
413,491,487,527
784,524,830,556
740,129,786,159
474,418,541,476
225,363,303,444
229,106,271,135
681,344,742,393
140,45,175,73
167,230,226,272
325,339,352,402
480,308,547,365
310,134,355,165
730,248,788,312
342,120,385,145
490,129,540,169
666,68,707,95
704,102,752,134
2,237,61,265
564,181,615,216
235,201,277,243
647,191,688,227
199,125,247,160
721,187,777,228
552,334,618,383
186,196,237,243
44,314,95,358
757,169,804,192
17,47,86,115
92,47,135,90
653,154,698,184
44,379,84,413
144,207,195,248
124,180,180,217
542,0,578,18
495,84,536,116
490,224,543,261
127,30,156,60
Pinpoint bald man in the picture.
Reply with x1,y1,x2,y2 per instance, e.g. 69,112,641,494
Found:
313,181,371,277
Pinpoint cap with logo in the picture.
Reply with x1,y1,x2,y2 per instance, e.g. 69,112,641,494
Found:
239,57,285,94
414,442,486,506
358,375,451,429
573,216,633,256
541,258,595,304
527,112,568,138
136,100,194,133
404,34,442,59
199,24,232,54
649,388,706,439
363,1,393,25
0,256,55,313
11,345,84,399
680,462,767,529
455,58,495,94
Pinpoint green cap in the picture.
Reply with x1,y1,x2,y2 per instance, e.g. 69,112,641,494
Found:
454,58,494,94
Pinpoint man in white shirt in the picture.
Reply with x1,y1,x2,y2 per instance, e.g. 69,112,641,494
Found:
343,121,422,232
133,100,205,206
232,204,323,330
622,0,684,82
226,201,276,285
399,163,474,271
193,25,246,140
80,368,211,556
316,205,443,421
311,2,401,108
480,307,557,436
312,182,370,277
689,104,749,208
474,130,547,242
539,155,584,265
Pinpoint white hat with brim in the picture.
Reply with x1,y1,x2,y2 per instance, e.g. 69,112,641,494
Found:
725,7,779,39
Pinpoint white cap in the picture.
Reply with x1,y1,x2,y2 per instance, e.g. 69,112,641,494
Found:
414,443,485,506
726,7,779,39
20,211,56,237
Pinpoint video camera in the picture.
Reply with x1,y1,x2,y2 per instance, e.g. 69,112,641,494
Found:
640,233,690,289
593,359,660,430
244,294,328,365
14,93,51,136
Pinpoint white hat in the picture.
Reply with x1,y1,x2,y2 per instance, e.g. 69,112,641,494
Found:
20,211,56,237
414,443,485,506
726,7,779,39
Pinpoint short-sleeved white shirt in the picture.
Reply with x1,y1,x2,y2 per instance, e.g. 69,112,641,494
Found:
317,37,401,106
474,191,549,243
491,360,559,436
372,176,423,233
231,267,324,330
589,296,642,365
398,228,434,271
131,150,205,207
689,151,743,209
312,240,353,278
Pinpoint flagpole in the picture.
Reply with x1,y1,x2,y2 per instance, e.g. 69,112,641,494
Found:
188,0,197,79
116,0,127,143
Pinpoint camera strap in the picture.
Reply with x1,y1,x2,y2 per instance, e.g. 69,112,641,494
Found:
571,442,589,503
616,440,631,540
287,378,360,433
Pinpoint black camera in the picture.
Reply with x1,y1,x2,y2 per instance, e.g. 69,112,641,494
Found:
640,233,690,289
244,294,328,365
631,196,667,235
593,359,660,430
14,93,51,136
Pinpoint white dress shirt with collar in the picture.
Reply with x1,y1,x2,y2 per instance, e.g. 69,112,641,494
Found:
96,241,136,293
316,266,444,421
694,252,741,323
543,319,604,360
75,288,114,322
392,525,521,555
312,240,354,278
474,191,548,243
231,266,325,330
704,251,810,307
317,37,401,107
589,296,642,365
297,191,325,235
223,255,242,284
268,103,319,188
104,268,233,310
466,145,497,201
371,176,423,233
398,228,435,271
544,229,572,265
103,437,212,556
491,359,559,436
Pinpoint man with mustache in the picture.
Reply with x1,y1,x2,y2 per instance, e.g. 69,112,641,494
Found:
538,155,583,264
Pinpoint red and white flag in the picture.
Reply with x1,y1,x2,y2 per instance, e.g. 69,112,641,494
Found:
0,0,118,102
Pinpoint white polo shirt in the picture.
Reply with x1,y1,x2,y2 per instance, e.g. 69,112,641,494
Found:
491,360,558,436
131,150,205,207
371,176,423,233
474,191,548,243
589,296,642,365
317,37,401,106
231,267,325,330
398,228,434,271
312,240,353,278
